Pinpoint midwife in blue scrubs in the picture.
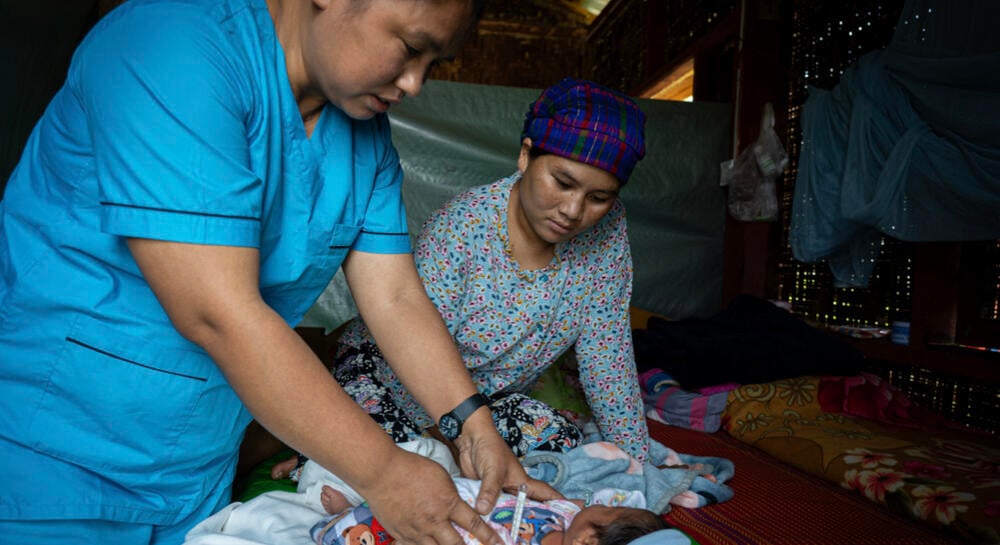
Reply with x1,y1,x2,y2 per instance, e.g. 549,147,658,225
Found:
0,0,556,543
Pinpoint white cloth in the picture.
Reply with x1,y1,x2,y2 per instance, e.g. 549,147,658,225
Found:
184,438,459,545
296,437,460,512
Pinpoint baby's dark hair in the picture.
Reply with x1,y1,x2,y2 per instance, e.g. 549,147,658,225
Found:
594,508,670,545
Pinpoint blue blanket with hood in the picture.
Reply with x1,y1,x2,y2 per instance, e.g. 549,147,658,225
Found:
523,440,734,514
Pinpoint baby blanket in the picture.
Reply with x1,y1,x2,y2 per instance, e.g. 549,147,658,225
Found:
523,440,735,514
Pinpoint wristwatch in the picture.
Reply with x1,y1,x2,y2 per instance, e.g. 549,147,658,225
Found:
438,393,490,441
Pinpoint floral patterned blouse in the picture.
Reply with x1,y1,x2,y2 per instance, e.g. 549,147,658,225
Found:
340,174,649,461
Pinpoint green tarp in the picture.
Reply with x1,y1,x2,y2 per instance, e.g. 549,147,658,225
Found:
302,80,731,329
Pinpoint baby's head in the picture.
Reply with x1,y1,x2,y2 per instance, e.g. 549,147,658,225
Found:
563,505,668,545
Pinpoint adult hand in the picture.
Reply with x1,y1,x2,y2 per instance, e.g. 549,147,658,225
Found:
453,410,562,515
363,448,501,545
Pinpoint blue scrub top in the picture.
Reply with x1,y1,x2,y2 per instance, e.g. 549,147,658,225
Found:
0,0,410,525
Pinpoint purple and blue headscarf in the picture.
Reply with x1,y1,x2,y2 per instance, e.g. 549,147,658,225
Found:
522,77,647,184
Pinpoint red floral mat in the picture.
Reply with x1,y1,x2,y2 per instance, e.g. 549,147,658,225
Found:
651,421,968,545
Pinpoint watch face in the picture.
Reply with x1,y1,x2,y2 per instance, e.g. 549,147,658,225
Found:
439,414,460,440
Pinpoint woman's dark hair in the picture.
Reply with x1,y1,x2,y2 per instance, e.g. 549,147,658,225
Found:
525,146,624,189
428,0,488,22
528,146,547,160
595,509,670,545
358,1,487,22
469,0,487,21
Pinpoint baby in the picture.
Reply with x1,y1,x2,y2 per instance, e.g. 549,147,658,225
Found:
309,477,669,545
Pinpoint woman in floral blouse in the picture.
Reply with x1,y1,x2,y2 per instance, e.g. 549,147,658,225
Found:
279,77,651,481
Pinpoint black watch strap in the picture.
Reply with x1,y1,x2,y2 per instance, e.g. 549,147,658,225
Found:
439,393,490,440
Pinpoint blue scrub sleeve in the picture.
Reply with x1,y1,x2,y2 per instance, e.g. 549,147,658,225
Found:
352,114,412,255
73,5,262,247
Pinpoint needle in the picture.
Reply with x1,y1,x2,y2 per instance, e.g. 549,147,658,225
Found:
509,483,528,543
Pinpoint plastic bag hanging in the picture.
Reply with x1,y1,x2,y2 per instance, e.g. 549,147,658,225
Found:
720,102,788,221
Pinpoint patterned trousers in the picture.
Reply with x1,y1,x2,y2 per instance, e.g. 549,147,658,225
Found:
334,342,583,457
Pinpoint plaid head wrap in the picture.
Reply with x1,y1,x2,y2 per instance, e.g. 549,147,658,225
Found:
521,77,647,184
